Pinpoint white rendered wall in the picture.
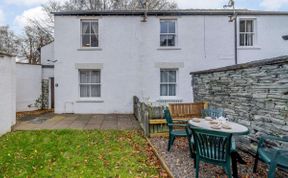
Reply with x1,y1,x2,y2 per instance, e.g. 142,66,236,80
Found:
16,63,42,111
42,67,54,79
41,42,54,65
54,16,141,113
53,15,236,114
0,55,16,135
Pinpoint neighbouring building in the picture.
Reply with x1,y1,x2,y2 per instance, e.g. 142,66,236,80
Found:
42,9,288,114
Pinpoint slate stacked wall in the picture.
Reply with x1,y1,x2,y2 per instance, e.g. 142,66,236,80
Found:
191,56,288,153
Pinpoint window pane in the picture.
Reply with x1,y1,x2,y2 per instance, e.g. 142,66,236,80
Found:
246,34,253,46
168,21,175,33
91,85,101,97
80,85,90,97
168,71,176,82
91,71,100,83
246,20,253,32
160,21,168,33
82,35,90,47
161,70,168,82
82,22,90,34
91,22,98,34
80,71,90,83
160,84,168,96
91,34,99,47
240,34,245,46
167,35,175,46
168,84,176,96
160,35,167,46
239,20,245,32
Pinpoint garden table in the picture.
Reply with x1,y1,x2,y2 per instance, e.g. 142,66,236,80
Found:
188,119,249,178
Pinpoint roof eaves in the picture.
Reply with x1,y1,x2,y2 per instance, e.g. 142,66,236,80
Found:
51,9,288,16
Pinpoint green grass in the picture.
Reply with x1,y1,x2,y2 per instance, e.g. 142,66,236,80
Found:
0,130,159,177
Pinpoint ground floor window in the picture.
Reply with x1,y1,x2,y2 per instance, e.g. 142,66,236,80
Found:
160,69,177,96
79,70,101,97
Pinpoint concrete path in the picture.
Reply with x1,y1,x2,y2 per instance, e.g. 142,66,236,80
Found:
14,113,140,131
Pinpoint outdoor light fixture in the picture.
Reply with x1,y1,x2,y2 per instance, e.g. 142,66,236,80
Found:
282,35,288,40
223,0,236,22
139,0,148,22
223,0,235,8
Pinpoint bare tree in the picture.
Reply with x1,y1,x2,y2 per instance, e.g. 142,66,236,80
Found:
20,24,53,64
0,26,20,55
60,0,177,10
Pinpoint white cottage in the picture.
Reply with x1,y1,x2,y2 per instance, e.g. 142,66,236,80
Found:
44,9,288,114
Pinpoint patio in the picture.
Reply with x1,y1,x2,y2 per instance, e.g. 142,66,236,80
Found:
14,113,140,131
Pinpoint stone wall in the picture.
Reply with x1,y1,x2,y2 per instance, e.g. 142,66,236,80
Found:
191,56,288,153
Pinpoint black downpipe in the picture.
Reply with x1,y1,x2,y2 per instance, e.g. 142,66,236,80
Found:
234,16,238,65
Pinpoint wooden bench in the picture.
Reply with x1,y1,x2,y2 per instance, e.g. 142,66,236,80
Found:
149,102,208,137
169,102,208,120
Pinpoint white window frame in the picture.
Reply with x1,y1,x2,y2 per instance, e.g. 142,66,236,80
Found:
80,19,99,48
78,69,101,99
239,18,257,47
160,19,177,47
160,69,178,98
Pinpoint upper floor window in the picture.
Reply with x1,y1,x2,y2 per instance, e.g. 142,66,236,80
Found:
79,70,101,98
160,20,176,47
81,20,98,48
239,19,255,47
160,69,177,96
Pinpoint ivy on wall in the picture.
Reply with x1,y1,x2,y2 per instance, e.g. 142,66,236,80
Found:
34,79,49,109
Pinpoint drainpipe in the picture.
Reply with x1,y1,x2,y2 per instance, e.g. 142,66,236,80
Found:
234,16,238,65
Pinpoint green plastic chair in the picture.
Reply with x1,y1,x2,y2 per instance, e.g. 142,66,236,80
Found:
191,127,233,178
253,135,288,178
201,108,224,119
163,108,191,151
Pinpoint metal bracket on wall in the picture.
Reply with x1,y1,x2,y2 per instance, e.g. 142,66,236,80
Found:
282,35,288,40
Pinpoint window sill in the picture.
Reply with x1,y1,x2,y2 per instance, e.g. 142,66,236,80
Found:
157,97,183,102
76,98,104,103
77,47,102,51
238,46,261,50
157,47,181,50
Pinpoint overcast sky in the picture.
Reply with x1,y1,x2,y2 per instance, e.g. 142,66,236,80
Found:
1,0,288,34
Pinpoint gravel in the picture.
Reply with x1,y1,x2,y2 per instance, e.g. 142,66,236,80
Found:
150,137,288,178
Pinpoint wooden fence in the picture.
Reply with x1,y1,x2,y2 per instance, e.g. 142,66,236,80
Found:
133,96,208,137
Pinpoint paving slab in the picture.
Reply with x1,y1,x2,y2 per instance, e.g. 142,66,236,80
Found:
14,113,140,131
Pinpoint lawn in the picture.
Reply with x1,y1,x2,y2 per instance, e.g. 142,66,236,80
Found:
0,130,164,177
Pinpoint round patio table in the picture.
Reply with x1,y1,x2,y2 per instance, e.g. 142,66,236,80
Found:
188,119,249,178
188,119,249,135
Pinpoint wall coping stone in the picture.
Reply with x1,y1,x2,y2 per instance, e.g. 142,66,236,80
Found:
16,62,41,66
190,55,288,75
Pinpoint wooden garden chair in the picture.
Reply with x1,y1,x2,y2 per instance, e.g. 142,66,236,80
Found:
201,108,225,118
